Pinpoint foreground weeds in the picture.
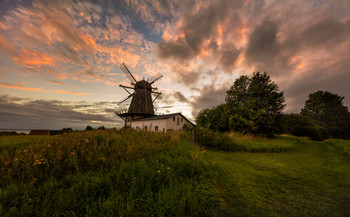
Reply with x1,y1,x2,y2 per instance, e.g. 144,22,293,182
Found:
0,129,219,216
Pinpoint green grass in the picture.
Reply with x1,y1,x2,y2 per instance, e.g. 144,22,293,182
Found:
230,134,298,152
204,136,350,216
0,135,51,153
0,130,219,216
194,128,296,152
1,130,349,216
325,139,350,158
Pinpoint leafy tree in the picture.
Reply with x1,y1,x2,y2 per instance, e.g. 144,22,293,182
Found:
196,104,230,132
85,125,94,131
62,128,73,133
96,126,106,130
226,72,285,137
301,91,350,139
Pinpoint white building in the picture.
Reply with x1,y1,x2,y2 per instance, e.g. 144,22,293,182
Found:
131,113,195,132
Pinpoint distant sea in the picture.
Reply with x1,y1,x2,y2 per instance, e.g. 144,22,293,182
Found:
0,129,31,134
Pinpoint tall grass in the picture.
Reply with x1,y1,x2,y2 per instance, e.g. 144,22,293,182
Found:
0,129,219,216
193,128,297,152
326,139,350,158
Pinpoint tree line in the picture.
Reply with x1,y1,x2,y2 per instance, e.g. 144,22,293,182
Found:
196,72,350,140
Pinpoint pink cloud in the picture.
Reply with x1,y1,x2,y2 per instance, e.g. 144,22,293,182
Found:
0,82,91,95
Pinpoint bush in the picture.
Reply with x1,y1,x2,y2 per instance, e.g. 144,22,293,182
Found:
194,127,241,151
282,114,330,141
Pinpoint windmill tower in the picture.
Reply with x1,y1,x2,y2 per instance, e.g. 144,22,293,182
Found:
116,63,162,127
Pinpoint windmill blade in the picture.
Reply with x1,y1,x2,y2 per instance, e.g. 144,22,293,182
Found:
153,101,159,111
119,84,135,95
117,93,135,105
119,63,137,84
152,92,161,102
150,75,163,85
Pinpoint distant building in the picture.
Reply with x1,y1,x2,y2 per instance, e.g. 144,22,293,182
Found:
131,113,195,132
29,130,50,135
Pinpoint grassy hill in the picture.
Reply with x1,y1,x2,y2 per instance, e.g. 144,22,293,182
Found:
0,130,349,216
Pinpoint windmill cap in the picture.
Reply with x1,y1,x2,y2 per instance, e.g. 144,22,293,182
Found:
135,80,152,90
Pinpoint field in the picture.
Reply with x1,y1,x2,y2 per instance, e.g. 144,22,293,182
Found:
0,130,350,216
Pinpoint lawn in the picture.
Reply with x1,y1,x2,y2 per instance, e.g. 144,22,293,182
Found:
204,136,350,216
1,132,349,216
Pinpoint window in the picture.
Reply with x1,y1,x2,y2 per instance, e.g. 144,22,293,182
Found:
173,117,175,121
155,126,158,131
177,117,180,125
181,118,183,122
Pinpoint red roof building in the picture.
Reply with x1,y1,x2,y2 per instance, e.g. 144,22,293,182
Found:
29,130,50,135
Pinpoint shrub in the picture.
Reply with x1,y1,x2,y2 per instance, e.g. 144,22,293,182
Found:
194,127,241,151
283,114,330,141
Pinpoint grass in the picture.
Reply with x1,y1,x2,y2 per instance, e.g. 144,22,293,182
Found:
204,136,350,216
0,135,51,153
194,128,296,152
325,139,350,158
229,133,298,152
0,129,219,216
1,130,350,216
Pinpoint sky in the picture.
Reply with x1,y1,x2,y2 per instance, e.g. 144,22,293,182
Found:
0,0,350,130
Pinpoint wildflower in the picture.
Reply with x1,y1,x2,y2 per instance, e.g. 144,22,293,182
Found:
32,178,38,183
100,157,106,161
34,160,42,166
212,161,216,166
167,167,171,170
157,170,160,173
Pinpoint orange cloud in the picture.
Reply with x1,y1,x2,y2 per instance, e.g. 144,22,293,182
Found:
13,49,55,68
0,82,91,95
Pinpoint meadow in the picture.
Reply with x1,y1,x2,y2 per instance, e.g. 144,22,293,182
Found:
0,130,350,216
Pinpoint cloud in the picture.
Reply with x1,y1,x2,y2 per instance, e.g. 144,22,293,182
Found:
0,82,91,95
190,83,228,117
173,91,189,103
156,0,350,114
0,95,122,130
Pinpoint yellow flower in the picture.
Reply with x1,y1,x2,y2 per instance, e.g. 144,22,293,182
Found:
32,178,37,183
167,167,171,170
157,170,160,173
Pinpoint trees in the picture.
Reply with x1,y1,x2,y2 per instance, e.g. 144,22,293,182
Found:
301,91,350,139
226,72,285,137
196,104,230,132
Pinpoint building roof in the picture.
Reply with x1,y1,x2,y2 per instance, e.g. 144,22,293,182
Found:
29,129,50,135
133,113,195,126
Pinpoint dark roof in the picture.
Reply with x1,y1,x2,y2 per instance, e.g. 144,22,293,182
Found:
133,113,195,126
29,130,50,135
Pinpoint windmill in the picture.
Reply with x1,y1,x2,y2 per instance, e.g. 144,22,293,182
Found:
115,63,163,127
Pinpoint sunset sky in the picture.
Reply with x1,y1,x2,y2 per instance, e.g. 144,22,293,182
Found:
1,0,350,130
